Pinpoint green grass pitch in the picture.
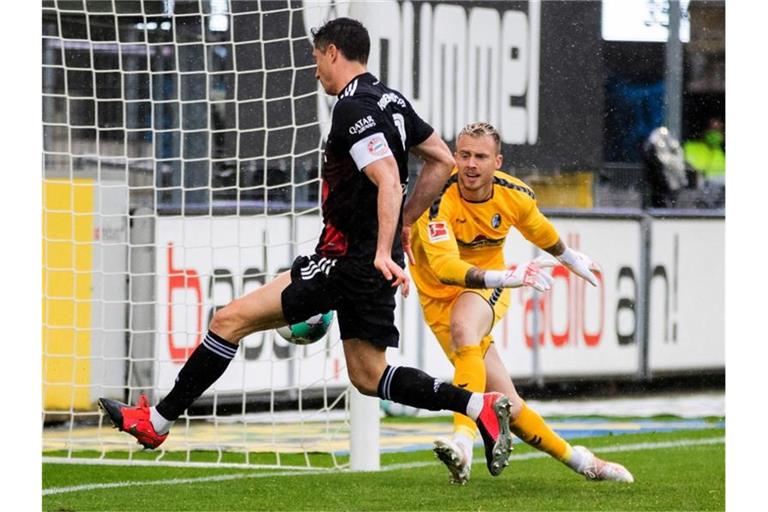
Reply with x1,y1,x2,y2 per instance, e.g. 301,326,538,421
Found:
42,428,724,511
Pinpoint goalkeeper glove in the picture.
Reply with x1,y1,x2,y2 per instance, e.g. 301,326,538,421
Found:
555,247,599,287
483,260,554,292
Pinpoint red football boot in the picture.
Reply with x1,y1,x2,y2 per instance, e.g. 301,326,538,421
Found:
475,392,513,476
99,394,168,449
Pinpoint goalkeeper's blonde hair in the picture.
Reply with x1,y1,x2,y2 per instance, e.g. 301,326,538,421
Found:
458,122,501,153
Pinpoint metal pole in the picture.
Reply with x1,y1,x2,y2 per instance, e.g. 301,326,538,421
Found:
128,207,156,401
531,291,543,387
349,387,381,471
638,215,652,380
531,247,543,386
665,0,683,140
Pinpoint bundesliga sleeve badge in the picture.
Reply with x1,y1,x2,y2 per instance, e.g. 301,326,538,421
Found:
428,221,450,242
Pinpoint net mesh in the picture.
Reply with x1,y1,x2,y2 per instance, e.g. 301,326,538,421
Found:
42,0,354,469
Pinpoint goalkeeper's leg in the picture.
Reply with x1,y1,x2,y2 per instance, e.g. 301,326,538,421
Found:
431,291,497,483
439,289,608,478
343,338,513,477
484,345,633,482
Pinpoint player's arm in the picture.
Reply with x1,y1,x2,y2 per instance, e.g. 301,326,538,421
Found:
363,156,410,296
338,96,410,294
401,132,455,264
403,132,455,227
541,239,600,287
414,209,473,286
414,212,552,292
517,199,600,287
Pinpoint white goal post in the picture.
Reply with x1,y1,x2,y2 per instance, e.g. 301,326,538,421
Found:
42,0,383,471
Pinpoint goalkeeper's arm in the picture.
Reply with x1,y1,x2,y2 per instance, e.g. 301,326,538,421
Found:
541,239,600,287
401,133,455,264
432,256,553,293
466,262,553,292
516,201,600,287
465,239,600,293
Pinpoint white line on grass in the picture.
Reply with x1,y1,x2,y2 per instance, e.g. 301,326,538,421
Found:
43,436,724,496
40,457,333,471
382,436,725,471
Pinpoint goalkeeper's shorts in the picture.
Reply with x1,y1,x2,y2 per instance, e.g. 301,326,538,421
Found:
281,254,400,348
417,287,511,362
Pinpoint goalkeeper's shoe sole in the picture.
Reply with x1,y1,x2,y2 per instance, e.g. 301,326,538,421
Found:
574,446,634,483
433,438,471,485
98,394,168,450
475,392,513,476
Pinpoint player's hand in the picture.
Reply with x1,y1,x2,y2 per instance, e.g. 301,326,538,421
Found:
555,247,600,287
505,260,554,292
401,225,415,266
483,260,553,292
374,255,410,297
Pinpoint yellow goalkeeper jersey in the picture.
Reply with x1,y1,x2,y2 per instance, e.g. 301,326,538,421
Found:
410,170,560,300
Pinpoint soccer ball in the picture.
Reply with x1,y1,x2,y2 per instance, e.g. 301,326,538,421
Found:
275,311,334,345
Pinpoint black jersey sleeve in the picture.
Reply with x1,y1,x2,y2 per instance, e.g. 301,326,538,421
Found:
332,98,391,151
331,98,396,172
405,101,434,148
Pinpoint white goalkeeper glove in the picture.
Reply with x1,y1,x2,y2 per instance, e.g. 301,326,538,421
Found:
555,247,600,287
483,259,554,292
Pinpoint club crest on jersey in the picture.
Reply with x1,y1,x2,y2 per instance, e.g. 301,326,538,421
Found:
491,213,501,228
428,221,449,242
367,136,389,157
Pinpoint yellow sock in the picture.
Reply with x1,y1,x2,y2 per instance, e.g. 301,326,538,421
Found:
510,401,573,463
451,345,486,438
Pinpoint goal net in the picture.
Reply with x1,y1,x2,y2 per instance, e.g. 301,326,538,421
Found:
42,0,373,470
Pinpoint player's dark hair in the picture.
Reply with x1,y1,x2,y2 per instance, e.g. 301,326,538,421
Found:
311,17,370,64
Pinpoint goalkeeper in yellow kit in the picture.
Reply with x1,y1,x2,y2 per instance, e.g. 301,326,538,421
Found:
403,122,634,485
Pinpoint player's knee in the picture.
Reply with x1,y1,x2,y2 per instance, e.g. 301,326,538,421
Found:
450,321,480,350
209,302,245,344
348,368,380,396
346,363,383,396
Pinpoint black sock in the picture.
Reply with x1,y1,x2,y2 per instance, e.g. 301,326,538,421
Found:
377,365,472,413
155,331,237,421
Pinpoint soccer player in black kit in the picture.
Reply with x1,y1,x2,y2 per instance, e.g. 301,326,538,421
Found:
99,17,515,477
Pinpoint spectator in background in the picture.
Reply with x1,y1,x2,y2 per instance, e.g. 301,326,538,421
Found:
684,118,725,184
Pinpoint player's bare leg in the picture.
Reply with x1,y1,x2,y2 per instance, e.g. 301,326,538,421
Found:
342,339,389,396
99,271,293,449
208,270,292,341
485,345,633,482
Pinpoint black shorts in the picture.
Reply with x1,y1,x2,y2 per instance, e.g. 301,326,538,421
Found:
281,254,400,348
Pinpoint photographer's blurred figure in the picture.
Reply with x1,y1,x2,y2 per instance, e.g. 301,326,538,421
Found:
642,126,688,208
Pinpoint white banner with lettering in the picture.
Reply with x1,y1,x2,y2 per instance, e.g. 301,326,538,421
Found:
647,219,724,372
155,214,724,395
154,215,351,395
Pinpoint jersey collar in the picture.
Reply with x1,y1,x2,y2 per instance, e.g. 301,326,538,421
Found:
336,72,377,99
